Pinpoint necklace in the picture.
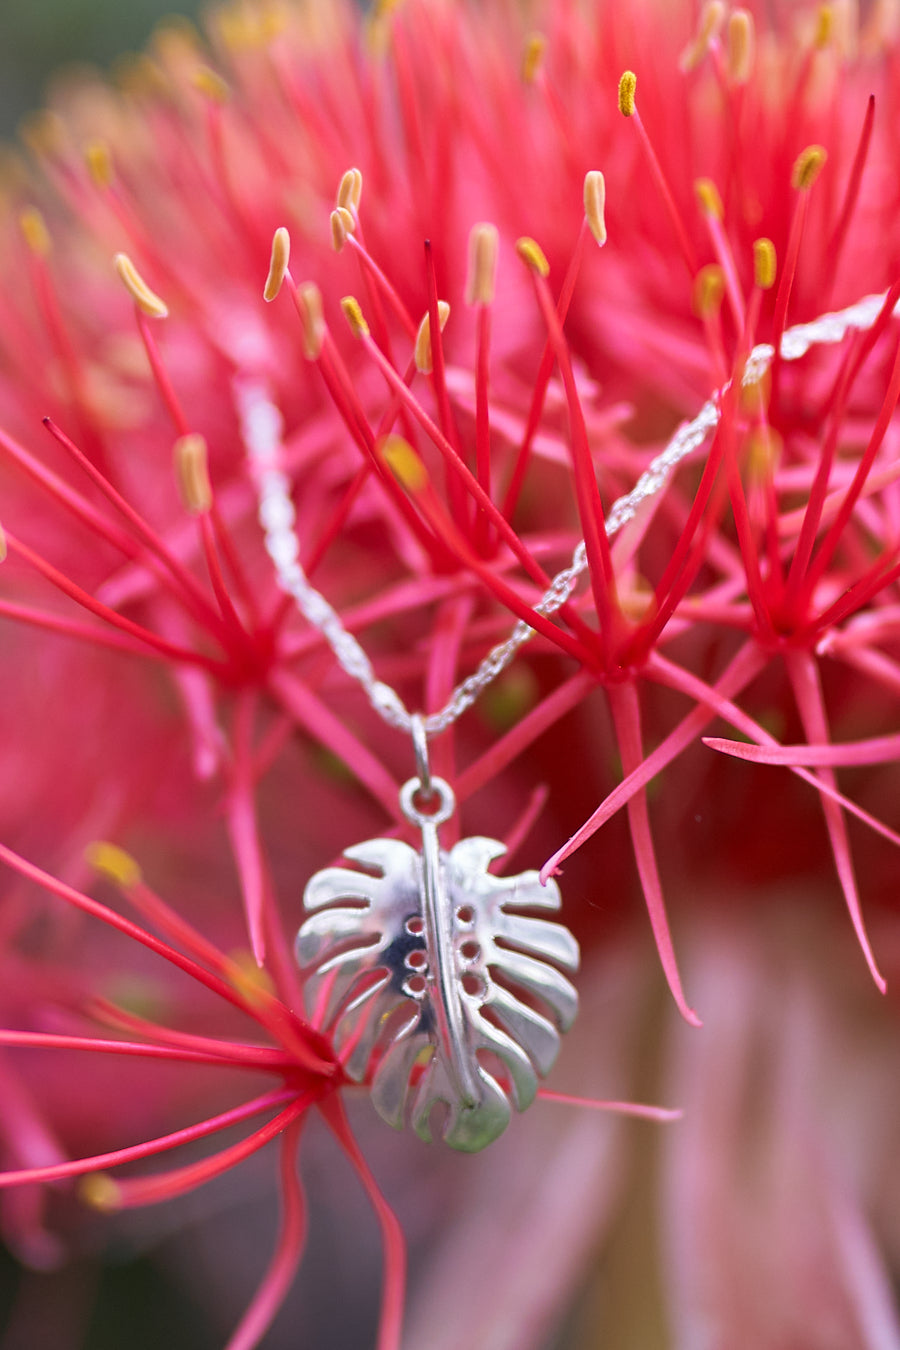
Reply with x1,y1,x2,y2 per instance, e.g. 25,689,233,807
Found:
240,284,896,1152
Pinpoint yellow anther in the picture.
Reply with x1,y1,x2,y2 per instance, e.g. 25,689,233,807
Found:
618,70,637,117
414,301,450,373
19,110,66,158
620,574,657,623
153,16,201,65
693,263,725,318
113,53,168,99
85,140,114,190
694,177,723,221
746,426,782,480
337,167,363,212
583,171,607,247
815,5,834,46
264,226,291,302
700,1,726,42
297,282,325,359
85,841,143,890
114,253,168,319
680,1,726,70
227,949,276,999
515,236,550,277
192,65,230,103
174,434,213,515
19,207,51,257
341,295,370,338
380,435,428,492
330,206,355,252
522,32,546,84
792,145,827,191
740,368,770,417
466,223,499,305
752,237,777,290
727,10,755,83
79,1174,122,1213
217,2,286,51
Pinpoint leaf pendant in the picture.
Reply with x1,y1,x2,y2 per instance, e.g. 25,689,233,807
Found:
296,776,580,1152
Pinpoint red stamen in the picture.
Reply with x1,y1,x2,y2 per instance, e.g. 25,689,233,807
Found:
537,1090,683,1122
385,468,595,665
3,531,225,673
540,641,767,881
135,308,191,437
826,94,876,301
268,667,401,818
110,1096,313,1208
424,240,469,530
607,679,701,1026
526,267,620,662
302,462,371,578
226,692,269,965
224,1118,308,1350
0,598,166,661
359,328,600,647
0,1028,288,1071
0,1089,296,1191
41,418,232,640
703,730,900,767
473,301,493,554
630,107,698,277
319,1096,406,1350
783,648,886,991
457,672,595,801
86,999,293,1070
307,319,448,566
804,331,900,601
501,222,588,521
345,233,417,343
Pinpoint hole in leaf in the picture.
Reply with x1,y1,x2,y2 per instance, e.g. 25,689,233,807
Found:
406,949,427,970
460,940,481,961
461,973,485,998
406,974,427,995
411,787,443,816
405,915,424,935
455,905,475,925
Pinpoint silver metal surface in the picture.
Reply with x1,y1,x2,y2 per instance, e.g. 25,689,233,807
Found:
296,780,580,1151
410,714,432,798
248,284,890,1147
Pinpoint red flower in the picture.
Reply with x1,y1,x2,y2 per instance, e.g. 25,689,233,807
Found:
0,0,898,1345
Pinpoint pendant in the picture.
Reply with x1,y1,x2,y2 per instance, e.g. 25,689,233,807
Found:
296,762,580,1152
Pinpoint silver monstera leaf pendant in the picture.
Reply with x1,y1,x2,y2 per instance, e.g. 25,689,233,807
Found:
296,775,580,1152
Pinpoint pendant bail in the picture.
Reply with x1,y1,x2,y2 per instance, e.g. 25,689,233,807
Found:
410,713,432,798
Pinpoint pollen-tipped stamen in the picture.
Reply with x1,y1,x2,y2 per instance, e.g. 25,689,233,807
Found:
695,177,746,330
617,70,698,276
114,252,169,318
517,239,622,663
264,226,291,302
770,145,828,405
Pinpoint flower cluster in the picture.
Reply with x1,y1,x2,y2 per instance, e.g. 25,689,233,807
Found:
0,0,898,1345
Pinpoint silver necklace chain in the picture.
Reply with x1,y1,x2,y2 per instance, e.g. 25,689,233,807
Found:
241,287,896,737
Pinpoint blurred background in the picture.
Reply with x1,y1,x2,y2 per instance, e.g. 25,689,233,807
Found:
0,0,206,136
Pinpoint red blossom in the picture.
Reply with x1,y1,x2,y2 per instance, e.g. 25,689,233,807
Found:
0,0,899,1344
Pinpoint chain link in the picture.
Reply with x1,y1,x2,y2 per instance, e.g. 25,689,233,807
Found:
240,288,898,738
